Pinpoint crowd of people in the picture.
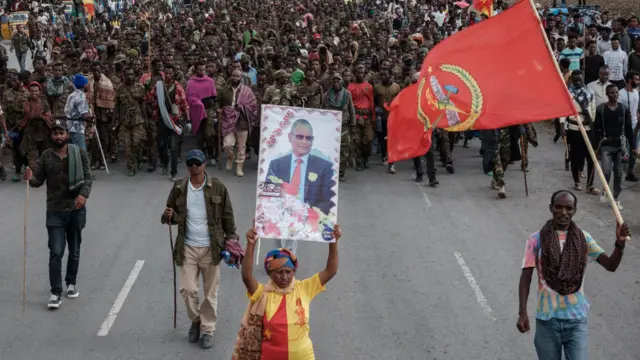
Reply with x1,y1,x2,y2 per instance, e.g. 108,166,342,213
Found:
1,0,638,358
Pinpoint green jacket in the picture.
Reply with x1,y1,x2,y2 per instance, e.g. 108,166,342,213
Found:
161,173,237,266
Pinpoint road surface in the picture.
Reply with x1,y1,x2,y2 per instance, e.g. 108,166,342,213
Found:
0,57,639,359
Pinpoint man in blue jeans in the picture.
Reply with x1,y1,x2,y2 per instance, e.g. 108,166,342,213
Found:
516,190,629,360
24,120,92,309
64,74,94,153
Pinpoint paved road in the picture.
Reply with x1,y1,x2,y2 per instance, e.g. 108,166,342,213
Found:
1,126,639,359
0,56,639,360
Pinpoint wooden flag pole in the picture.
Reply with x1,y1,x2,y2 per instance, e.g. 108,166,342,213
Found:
168,225,176,329
528,0,628,239
521,135,529,196
23,181,29,313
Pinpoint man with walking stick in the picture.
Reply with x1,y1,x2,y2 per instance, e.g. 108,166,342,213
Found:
160,149,238,349
24,120,92,309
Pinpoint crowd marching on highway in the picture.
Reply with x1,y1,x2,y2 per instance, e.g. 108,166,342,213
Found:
0,0,638,358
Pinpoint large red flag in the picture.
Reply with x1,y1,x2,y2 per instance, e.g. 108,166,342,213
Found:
387,0,577,163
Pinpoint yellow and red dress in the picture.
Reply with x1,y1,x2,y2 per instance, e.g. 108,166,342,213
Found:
247,273,326,360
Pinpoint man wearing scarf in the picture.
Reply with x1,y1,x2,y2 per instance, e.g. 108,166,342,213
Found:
45,62,73,126
217,70,258,177
517,190,629,360
322,73,355,182
87,61,116,169
186,62,218,165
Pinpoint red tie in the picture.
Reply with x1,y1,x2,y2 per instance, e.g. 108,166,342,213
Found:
291,159,303,196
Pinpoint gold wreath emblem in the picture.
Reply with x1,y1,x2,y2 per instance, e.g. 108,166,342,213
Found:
417,64,484,132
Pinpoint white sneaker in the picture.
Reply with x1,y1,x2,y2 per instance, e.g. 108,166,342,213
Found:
48,294,62,308
388,164,396,174
599,192,607,204
67,285,79,299
208,159,216,166
615,200,624,210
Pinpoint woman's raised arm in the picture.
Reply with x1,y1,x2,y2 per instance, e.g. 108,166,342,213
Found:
242,228,260,296
319,224,341,286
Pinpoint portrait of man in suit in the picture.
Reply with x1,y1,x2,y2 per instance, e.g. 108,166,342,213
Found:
265,119,336,215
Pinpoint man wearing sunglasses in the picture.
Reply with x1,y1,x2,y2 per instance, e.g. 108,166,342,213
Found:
161,149,238,349
265,119,336,216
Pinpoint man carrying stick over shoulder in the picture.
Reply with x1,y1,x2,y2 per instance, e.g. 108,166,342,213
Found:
516,190,629,360
24,119,92,309
161,149,238,349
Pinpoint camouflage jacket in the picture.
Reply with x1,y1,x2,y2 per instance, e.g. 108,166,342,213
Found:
28,147,92,212
263,84,297,106
114,83,146,128
160,173,238,267
296,81,323,109
2,87,28,128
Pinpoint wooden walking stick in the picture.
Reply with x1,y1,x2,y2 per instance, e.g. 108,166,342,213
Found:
521,135,529,197
23,180,29,313
168,224,176,329
217,115,222,169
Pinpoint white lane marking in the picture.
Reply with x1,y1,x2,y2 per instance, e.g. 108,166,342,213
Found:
453,252,496,322
97,260,145,336
415,183,432,208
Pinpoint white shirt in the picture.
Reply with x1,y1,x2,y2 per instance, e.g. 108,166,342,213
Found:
603,48,628,81
619,88,640,129
184,178,210,247
587,80,611,106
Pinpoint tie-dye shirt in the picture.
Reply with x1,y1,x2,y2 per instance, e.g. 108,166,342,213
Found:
522,230,605,321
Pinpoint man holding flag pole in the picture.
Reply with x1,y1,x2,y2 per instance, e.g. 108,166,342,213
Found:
386,0,630,357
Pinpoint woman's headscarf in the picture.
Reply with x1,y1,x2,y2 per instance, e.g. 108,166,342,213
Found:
264,248,298,272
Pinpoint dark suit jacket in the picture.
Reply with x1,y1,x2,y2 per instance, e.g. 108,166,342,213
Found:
265,153,336,215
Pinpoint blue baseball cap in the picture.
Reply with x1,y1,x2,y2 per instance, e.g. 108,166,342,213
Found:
185,149,206,163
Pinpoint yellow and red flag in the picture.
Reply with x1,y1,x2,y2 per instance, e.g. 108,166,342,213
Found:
473,0,493,17
386,0,577,163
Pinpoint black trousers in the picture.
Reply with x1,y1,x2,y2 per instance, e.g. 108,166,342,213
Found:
46,208,87,296
157,124,179,176
413,150,436,177
567,129,595,187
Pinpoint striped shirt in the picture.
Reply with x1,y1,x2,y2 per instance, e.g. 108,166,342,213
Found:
559,47,584,71
603,49,628,81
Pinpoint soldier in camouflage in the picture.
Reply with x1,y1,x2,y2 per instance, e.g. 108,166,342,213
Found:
2,69,29,181
263,70,298,106
297,68,323,109
322,73,355,182
114,67,147,176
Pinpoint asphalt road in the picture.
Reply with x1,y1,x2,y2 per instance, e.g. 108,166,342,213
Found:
0,54,639,359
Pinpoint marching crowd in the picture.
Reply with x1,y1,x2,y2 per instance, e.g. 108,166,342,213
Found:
0,0,639,358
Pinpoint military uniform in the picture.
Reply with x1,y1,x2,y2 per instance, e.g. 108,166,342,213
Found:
114,83,147,174
296,81,323,109
2,86,28,176
491,128,512,198
20,101,52,173
322,83,355,181
262,83,297,106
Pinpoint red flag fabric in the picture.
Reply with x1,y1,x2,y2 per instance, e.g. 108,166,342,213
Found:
387,84,433,163
387,0,577,163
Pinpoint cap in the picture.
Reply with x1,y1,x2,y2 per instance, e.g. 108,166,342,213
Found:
274,70,288,79
7,68,19,74
51,119,67,131
331,73,342,81
185,149,206,163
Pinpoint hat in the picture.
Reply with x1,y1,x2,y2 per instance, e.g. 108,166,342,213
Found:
185,149,206,163
114,54,127,63
72,74,88,89
331,73,342,81
274,70,288,79
418,47,429,55
7,68,19,74
51,119,67,131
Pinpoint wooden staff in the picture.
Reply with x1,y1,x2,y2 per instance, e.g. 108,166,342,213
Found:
168,224,176,329
521,135,529,197
23,181,29,313
217,115,222,169
528,0,629,240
